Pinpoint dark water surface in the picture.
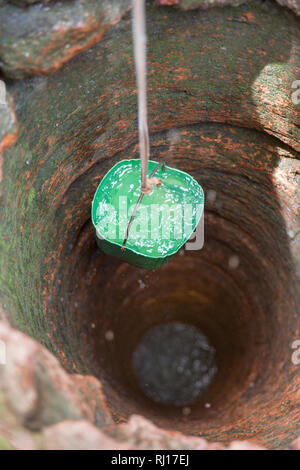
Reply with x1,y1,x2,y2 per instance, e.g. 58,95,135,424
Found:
133,322,217,406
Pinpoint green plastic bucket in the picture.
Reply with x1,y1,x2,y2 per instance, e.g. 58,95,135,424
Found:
91,159,204,269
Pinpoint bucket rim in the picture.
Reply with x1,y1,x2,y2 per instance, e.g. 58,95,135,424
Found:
91,159,204,259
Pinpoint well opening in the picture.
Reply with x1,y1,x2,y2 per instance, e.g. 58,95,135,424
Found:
1,115,299,447
50,126,299,446
1,2,299,448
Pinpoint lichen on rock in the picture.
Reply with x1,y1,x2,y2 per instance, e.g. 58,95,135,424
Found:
0,0,131,79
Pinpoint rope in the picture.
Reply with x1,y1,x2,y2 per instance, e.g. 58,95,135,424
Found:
121,1,163,251
132,0,161,195
122,162,164,251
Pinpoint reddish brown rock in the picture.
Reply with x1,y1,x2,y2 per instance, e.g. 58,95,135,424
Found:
226,441,265,450
0,0,131,79
276,0,300,15
291,436,300,450
158,0,300,14
42,420,130,451
0,321,112,429
110,415,223,450
71,375,113,428
1,319,300,450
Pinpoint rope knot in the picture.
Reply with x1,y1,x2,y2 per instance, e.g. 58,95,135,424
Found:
141,177,162,195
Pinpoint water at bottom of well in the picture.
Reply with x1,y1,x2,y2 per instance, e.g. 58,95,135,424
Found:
133,322,217,406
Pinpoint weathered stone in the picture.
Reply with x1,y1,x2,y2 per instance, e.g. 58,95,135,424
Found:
291,436,300,450
110,415,223,449
9,1,48,5
0,423,37,450
0,321,112,429
1,318,300,449
71,375,113,428
42,420,129,451
276,0,300,15
158,0,300,15
0,0,131,79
